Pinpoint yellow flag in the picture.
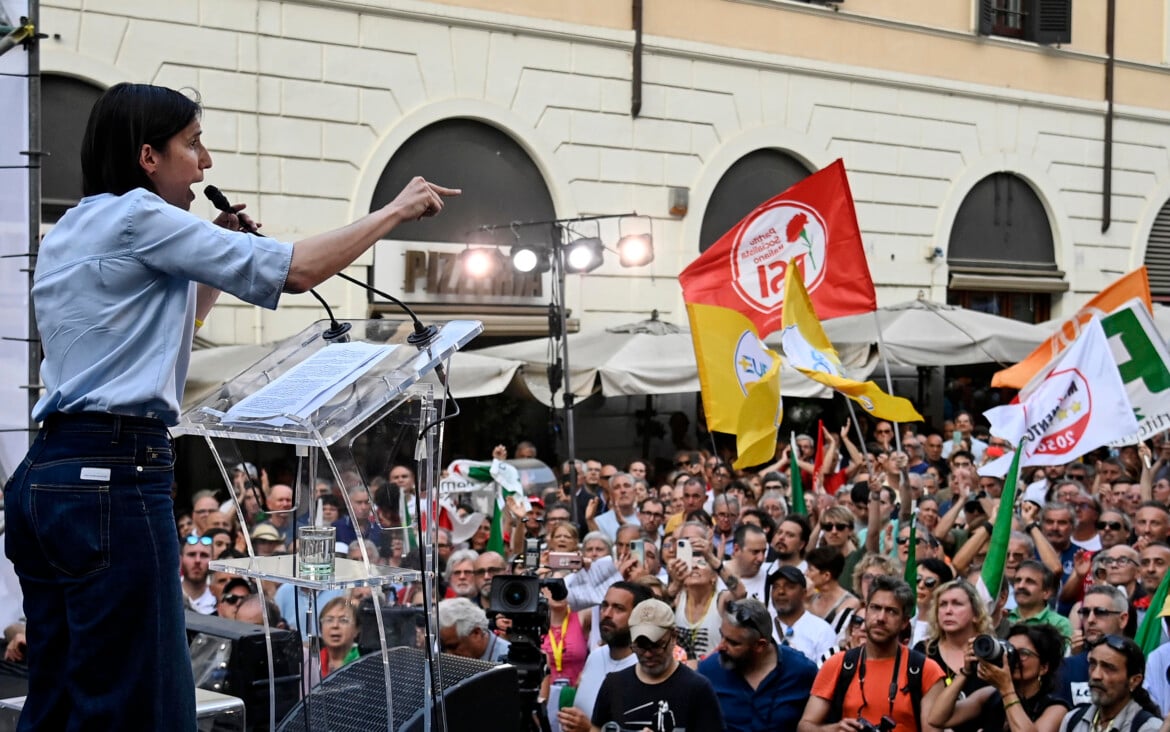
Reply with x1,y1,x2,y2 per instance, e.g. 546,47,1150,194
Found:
780,263,923,423
685,302,783,467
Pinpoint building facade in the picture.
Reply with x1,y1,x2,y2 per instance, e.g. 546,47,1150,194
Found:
31,0,1170,456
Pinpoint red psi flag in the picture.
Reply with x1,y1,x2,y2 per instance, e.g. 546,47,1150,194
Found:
680,159,875,337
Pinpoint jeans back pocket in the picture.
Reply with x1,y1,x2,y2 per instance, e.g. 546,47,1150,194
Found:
29,483,111,578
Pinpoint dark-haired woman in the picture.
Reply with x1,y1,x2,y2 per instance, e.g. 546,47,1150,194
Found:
930,623,1070,732
3,82,456,731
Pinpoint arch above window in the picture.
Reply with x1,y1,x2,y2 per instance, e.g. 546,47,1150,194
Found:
369,118,554,247
698,149,811,253
1145,198,1170,303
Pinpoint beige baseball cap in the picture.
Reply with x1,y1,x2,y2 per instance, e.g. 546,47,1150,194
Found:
628,599,675,643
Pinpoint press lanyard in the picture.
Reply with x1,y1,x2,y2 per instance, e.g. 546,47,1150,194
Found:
549,613,570,672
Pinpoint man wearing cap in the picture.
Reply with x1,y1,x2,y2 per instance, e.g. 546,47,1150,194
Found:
558,582,654,732
214,577,254,620
590,598,723,732
768,565,838,667
250,523,285,556
699,597,817,732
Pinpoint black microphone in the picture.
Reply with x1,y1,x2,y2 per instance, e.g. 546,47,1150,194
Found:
204,185,262,235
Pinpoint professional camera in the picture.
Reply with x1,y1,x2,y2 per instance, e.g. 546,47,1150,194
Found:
973,633,1018,667
487,574,567,732
857,715,896,732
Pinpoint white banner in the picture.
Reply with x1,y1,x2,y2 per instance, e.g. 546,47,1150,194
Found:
984,318,1138,474
1101,299,1170,445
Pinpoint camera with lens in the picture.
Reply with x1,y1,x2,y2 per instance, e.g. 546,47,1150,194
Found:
973,633,1018,667
857,715,896,732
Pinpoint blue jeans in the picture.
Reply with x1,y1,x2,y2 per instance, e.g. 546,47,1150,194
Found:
4,413,196,732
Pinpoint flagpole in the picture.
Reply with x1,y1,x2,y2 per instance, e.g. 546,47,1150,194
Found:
844,399,870,463
871,310,904,452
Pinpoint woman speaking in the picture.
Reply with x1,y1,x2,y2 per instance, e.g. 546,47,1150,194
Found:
3,82,457,731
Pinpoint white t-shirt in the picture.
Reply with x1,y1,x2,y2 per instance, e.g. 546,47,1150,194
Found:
1071,534,1102,551
738,561,774,603
573,645,638,721
772,610,839,667
187,584,216,615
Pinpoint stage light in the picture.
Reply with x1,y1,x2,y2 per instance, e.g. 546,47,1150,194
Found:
617,233,653,267
510,245,550,274
459,247,502,279
564,237,604,274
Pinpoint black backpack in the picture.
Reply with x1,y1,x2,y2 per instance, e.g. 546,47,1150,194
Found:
826,646,927,730
1065,703,1158,732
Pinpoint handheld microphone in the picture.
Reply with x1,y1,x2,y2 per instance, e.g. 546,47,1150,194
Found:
204,185,262,235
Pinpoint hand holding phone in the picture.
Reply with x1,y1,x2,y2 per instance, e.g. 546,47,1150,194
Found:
676,538,693,568
952,430,963,449
548,552,583,570
630,539,645,565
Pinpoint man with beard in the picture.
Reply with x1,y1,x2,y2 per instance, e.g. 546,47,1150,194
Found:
1055,585,1128,708
1061,636,1162,732
557,582,653,732
798,575,947,732
444,549,479,600
767,566,838,666
591,598,724,732
699,598,817,732
773,515,811,571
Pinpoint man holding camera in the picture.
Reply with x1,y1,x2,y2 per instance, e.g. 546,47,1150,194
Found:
590,598,724,732
798,576,947,732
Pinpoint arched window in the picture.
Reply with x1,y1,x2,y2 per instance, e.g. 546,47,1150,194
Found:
370,119,554,247
946,172,1065,323
41,75,104,222
699,149,811,252
1144,198,1170,303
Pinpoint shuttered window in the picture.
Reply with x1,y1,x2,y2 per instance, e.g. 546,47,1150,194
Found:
1145,199,1170,302
977,0,1071,45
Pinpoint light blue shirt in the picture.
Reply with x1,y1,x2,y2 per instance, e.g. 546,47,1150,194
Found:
32,189,293,425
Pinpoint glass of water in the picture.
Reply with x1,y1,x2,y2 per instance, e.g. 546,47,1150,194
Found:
297,525,336,578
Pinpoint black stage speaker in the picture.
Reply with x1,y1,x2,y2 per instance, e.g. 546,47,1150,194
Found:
276,647,519,732
356,601,425,655
185,610,303,730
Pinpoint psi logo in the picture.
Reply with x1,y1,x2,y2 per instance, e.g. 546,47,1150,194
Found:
730,201,828,314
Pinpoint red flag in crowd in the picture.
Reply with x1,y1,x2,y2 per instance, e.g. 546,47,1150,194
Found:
679,158,876,338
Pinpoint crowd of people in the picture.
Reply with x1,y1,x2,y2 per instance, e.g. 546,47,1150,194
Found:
124,409,1170,732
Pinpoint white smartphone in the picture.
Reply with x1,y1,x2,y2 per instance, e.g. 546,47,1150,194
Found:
676,538,693,568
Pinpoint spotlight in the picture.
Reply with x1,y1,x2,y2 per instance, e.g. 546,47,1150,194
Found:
617,233,654,267
510,245,550,274
459,247,503,279
564,237,604,274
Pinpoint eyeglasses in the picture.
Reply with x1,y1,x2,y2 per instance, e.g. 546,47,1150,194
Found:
1097,557,1138,568
824,523,852,532
474,567,506,577
917,576,939,589
186,535,214,546
220,593,249,605
675,460,691,468
633,634,672,653
860,572,882,585
451,569,474,577
849,614,866,626
321,615,354,626
1072,502,1096,510
1096,521,1125,531
1015,647,1039,660
1078,607,1122,619
875,429,893,435
896,536,926,546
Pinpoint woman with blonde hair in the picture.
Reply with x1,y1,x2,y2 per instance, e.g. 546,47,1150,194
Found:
914,579,1004,732
547,521,580,553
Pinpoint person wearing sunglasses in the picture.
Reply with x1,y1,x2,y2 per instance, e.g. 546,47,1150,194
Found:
1055,585,1129,708
930,622,1069,732
913,559,954,644
214,577,254,620
1061,635,1163,732
699,597,818,732
591,599,724,732
180,535,216,615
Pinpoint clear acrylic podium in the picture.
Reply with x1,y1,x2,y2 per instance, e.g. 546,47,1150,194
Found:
175,318,482,731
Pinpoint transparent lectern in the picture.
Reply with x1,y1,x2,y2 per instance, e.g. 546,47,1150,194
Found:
175,318,482,731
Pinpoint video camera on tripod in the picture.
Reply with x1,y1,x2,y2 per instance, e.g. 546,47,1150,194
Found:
487,573,567,732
